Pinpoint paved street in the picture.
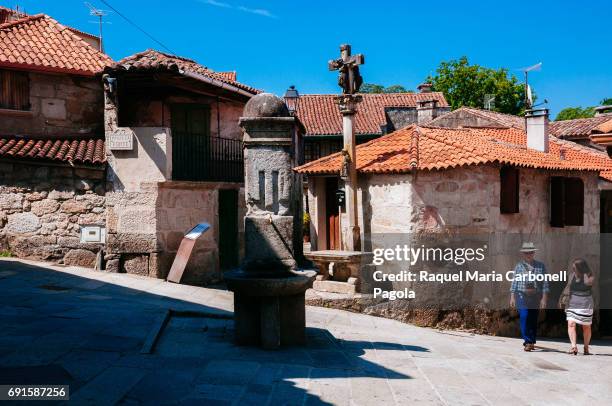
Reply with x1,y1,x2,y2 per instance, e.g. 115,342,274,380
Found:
0,258,611,405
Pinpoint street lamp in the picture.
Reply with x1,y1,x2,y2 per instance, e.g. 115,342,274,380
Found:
283,85,300,116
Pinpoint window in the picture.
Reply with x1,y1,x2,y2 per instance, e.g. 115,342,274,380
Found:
550,177,584,227
500,166,519,214
0,69,30,111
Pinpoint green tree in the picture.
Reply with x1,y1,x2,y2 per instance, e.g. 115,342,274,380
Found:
383,85,410,93
360,83,384,93
555,107,595,121
554,98,612,121
426,56,526,115
360,83,412,94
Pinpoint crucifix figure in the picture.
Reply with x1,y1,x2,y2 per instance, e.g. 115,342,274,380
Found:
328,44,364,95
328,44,364,252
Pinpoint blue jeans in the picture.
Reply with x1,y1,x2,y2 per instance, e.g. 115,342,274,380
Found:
517,293,541,345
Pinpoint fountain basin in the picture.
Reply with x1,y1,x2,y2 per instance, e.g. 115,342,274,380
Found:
225,268,316,349
225,269,316,296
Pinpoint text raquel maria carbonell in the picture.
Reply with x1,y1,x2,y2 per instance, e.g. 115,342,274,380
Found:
369,245,565,300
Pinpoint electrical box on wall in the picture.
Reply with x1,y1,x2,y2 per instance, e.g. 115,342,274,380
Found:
80,226,106,244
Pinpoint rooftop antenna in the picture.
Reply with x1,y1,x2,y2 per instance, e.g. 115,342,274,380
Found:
520,62,542,110
484,94,495,111
85,2,108,52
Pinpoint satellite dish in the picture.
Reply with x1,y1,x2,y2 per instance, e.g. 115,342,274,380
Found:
527,85,533,106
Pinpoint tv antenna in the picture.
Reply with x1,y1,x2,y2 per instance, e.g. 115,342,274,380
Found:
484,94,495,111
85,2,109,52
520,62,542,109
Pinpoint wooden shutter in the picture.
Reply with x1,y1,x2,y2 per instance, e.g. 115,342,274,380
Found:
550,176,565,227
564,178,584,226
0,69,30,111
500,166,519,214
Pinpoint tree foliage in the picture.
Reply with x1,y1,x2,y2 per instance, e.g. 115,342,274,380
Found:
426,56,526,115
360,83,412,94
555,107,595,121
555,98,612,121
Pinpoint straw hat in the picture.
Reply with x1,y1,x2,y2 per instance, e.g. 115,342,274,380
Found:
519,242,538,253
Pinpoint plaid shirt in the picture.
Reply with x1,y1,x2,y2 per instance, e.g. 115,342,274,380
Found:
510,260,550,294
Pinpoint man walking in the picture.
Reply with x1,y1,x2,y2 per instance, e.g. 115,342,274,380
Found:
510,242,549,351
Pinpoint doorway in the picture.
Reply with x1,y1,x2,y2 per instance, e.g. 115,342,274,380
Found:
171,104,211,181
599,191,612,336
218,189,239,270
325,177,340,250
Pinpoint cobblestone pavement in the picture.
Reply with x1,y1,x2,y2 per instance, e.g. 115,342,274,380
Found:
0,258,611,405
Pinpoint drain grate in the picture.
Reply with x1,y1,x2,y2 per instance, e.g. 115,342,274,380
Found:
38,284,71,291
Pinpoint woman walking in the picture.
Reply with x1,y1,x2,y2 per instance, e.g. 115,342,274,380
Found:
560,259,595,355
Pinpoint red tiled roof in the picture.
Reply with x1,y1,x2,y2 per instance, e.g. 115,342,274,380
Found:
0,136,106,165
549,116,612,139
428,107,612,140
295,125,612,179
297,92,448,136
426,107,525,129
0,14,112,75
110,49,259,95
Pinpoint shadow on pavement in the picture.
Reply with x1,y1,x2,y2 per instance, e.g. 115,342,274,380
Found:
0,260,423,404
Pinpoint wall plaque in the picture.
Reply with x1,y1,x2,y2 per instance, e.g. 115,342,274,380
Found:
108,128,134,150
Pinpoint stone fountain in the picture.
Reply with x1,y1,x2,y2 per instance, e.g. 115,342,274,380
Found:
225,93,315,349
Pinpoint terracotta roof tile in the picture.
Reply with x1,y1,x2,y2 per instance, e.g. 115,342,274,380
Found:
110,49,259,95
549,116,612,139
295,126,612,180
0,136,105,165
297,93,448,136
0,14,112,75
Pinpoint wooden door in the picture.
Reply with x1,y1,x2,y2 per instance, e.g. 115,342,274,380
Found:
325,177,340,250
219,189,239,270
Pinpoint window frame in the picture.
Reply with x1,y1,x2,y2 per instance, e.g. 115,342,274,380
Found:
550,176,584,228
500,166,520,214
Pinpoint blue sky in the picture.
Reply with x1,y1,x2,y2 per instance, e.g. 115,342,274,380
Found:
4,0,611,117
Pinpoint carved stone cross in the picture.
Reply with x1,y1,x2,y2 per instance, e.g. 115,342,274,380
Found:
328,44,364,95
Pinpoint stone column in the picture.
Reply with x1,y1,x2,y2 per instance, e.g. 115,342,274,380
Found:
338,95,362,251
225,93,315,349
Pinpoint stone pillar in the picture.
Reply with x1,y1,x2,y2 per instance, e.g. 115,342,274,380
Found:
338,95,362,251
225,93,315,349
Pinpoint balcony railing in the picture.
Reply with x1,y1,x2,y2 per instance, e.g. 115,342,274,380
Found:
172,133,244,183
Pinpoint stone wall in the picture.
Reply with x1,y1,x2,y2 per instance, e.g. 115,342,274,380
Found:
105,181,245,284
0,72,103,137
0,161,106,267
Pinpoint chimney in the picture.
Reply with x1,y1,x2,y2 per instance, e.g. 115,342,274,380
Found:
417,83,433,93
417,100,440,124
594,105,612,117
525,108,549,152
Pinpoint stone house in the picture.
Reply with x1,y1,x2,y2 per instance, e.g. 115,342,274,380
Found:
102,50,259,284
296,111,612,333
0,9,111,267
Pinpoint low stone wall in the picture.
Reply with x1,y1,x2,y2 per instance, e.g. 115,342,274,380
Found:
105,181,245,285
0,161,106,267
